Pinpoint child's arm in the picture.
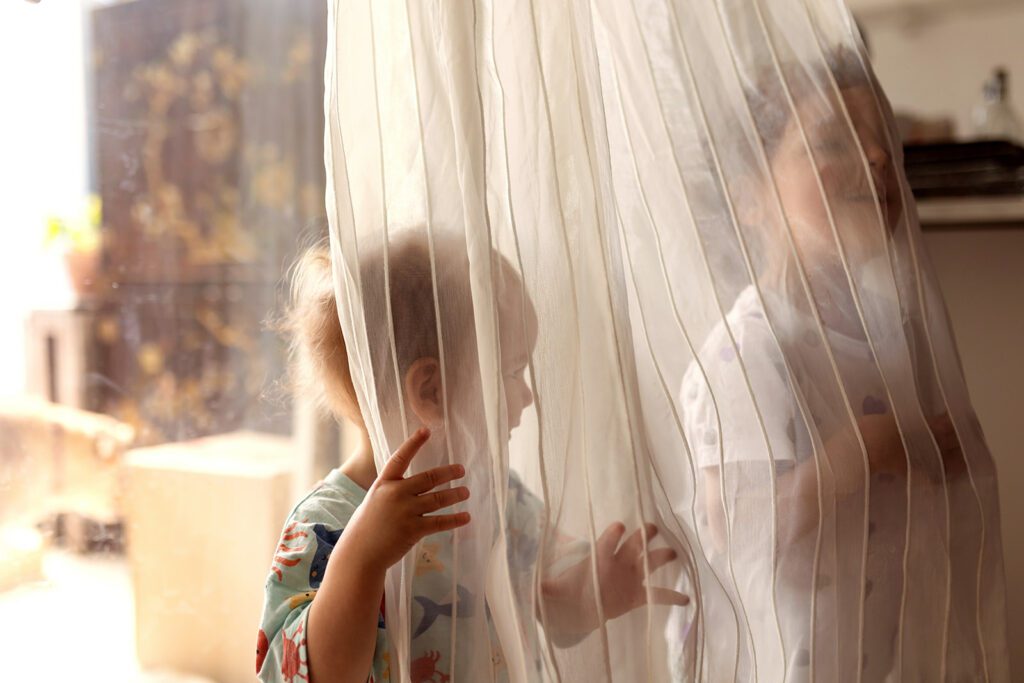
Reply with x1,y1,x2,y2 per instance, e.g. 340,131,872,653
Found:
306,428,470,683
702,412,958,549
257,429,469,683
538,523,689,647
504,473,687,646
702,459,822,551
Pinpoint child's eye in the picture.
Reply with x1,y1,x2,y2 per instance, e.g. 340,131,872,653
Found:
817,138,844,154
505,367,526,380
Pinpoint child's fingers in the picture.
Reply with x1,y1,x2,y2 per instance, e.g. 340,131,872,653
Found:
403,463,465,494
379,428,431,480
415,486,470,514
619,523,659,558
420,511,471,535
648,587,690,607
645,547,679,573
596,522,627,558
928,414,961,454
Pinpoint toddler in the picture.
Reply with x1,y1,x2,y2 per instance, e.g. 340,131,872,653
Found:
258,230,688,683
670,49,973,682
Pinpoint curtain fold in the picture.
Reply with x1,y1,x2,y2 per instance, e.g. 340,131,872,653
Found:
324,1,1009,680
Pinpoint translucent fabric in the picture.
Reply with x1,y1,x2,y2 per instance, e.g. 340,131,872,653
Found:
324,0,1009,681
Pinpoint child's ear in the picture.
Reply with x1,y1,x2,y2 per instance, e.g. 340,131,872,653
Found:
404,357,443,428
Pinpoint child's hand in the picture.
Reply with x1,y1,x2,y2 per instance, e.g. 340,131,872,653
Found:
859,414,909,477
539,523,689,640
833,413,967,493
340,428,470,575
928,413,968,480
825,414,908,497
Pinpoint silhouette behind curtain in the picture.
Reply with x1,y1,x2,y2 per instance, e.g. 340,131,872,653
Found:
324,1,1009,681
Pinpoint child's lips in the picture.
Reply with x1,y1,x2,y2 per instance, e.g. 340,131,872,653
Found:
844,187,888,211
845,192,902,234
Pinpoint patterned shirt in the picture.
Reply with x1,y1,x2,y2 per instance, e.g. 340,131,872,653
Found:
257,467,584,683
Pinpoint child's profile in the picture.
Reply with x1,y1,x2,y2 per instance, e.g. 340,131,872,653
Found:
669,47,981,681
257,229,687,683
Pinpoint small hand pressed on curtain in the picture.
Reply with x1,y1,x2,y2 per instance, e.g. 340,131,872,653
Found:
256,233,690,682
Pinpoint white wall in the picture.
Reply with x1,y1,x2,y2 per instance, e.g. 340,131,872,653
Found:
925,228,1024,679
864,6,1024,673
859,1,1024,138
0,1,90,397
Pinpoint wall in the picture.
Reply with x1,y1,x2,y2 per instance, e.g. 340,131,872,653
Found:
0,1,91,397
859,2,1024,138
863,5,1023,673
924,228,1024,679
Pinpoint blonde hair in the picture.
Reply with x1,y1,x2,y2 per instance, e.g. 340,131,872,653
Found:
283,242,363,425
283,230,526,428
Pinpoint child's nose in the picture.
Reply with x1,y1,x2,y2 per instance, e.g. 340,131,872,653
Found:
865,143,891,179
520,381,534,409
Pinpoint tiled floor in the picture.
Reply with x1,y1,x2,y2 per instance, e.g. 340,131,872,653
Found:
0,549,216,683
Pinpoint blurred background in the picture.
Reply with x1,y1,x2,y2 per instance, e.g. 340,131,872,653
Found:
0,0,1021,681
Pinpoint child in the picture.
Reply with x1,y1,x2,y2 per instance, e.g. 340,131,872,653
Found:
670,48,991,682
258,231,688,683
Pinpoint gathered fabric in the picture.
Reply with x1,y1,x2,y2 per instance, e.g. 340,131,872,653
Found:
320,1,1010,680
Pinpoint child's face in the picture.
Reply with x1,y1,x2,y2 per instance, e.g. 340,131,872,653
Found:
768,85,901,270
497,288,537,432
399,270,536,438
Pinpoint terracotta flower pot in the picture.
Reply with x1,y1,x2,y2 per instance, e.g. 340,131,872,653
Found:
64,249,100,296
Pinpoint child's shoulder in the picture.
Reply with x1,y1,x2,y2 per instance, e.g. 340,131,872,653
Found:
717,286,774,348
682,286,781,406
264,470,367,590
284,469,368,532
688,287,773,371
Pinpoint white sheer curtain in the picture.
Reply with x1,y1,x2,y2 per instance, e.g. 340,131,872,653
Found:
324,0,1009,681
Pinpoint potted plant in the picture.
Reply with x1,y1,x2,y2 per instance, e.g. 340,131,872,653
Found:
45,195,103,296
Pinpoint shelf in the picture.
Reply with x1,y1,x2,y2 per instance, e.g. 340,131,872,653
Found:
916,196,1024,228
848,0,1012,19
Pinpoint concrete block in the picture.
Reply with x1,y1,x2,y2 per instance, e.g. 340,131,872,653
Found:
0,396,133,530
124,431,294,683
0,525,45,593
